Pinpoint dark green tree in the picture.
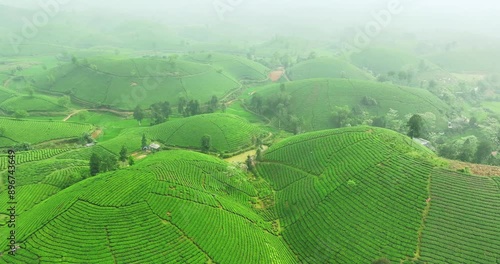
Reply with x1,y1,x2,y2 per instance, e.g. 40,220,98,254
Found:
178,97,187,114
246,155,255,172
201,135,211,153
475,140,493,164
89,153,101,176
188,100,200,116
133,105,144,125
141,134,148,149
119,146,128,162
100,154,118,172
210,95,219,112
407,114,424,139
128,156,135,166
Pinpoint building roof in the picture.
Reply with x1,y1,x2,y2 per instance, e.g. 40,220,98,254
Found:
149,143,161,149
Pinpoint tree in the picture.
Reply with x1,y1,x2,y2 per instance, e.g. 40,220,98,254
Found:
188,100,200,116
141,134,148,149
14,110,28,119
407,114,424,139
210,95,219,112
372,258,391,264
246,155,255,172
201,135,211,153
256,148,263,161
133,105,144,125
178,97,187,114
100,154,118,172
89,153,101,176
475,140,493,164
119,146,128,162
128,156,135,166
58,95,70,107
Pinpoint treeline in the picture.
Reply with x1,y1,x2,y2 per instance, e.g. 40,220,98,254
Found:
249,84,303,134
132,95,225,126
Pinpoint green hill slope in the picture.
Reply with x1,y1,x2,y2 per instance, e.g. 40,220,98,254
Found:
0,118,93,148
257,126,500,263
246,78,449,131
350,47,422,74
185,53,270,81
33,57,240,109
99,114,267,154
288,57,374,81
0,150,296,263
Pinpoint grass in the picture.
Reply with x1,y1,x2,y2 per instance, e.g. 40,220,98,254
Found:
350,47,422,74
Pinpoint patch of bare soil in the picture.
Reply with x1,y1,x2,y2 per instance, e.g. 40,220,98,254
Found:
448,160,500,176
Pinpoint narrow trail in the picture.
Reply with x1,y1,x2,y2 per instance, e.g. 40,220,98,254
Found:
224,145,269,164
62,108,133,122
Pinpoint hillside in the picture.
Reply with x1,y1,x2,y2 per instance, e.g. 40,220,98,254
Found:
1,127,498,263
245,78,450,131
32,57,241,109
0,150,296,263
99,113,267,155
350,47,422,74
0,118,93,148
288,57,374,81
257,126,500,263
185,53,270,81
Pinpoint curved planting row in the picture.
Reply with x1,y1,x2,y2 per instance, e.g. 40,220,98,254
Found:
259,127,434,263
0,149,71,170
419,170,500,264
0,118,92,147
147,114,264,153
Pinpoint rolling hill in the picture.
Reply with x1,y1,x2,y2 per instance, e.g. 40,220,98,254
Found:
0,150,296,263
245,78,450,131
1,127,498,263
288,57,374,81
350,47,422,74
185,53,270,81
32,57,241,110
0,118,93,148
99,113,267,155
256,126,500,263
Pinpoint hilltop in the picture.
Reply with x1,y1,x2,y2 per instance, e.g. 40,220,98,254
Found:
244,78,450,131
288,57,374,81
99,113,268,155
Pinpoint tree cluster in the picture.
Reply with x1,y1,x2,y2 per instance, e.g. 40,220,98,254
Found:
89,152,118,176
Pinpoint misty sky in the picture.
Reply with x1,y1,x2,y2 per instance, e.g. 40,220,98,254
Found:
1,0,499,37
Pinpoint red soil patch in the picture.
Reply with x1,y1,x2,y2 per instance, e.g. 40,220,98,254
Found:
269,70,285,82
91,129,102,139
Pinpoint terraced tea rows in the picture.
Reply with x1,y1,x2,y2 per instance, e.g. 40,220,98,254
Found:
146,114,265,153
246,78,449,131
0,151,295,263
258,127,432,263
419,171,500,263
0,118,92,147
0,149,71,169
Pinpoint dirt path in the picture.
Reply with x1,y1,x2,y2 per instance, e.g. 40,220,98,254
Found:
63,109,84,121
2,77,13,88
225,145,269,163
